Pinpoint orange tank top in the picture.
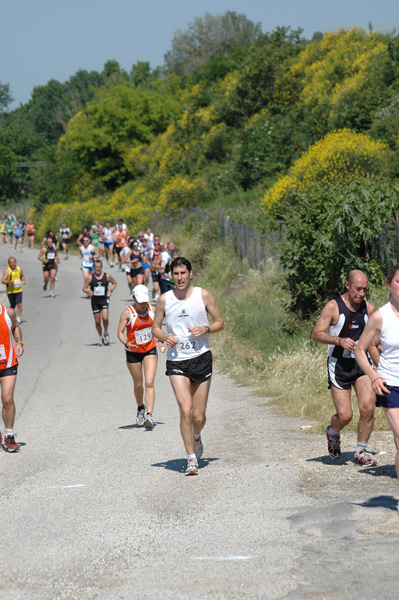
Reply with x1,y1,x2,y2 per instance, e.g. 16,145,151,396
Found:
0,306,18,369
126,304,156,353
116,231,127,248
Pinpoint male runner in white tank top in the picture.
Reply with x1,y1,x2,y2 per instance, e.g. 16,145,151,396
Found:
152,257,225,475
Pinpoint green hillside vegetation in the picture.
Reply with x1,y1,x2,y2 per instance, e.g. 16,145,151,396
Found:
1,20,399,294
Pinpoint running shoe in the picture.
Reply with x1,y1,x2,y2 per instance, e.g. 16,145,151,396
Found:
98,337,103,346
136,407,145,426
16,316,21,324
354,450,377,466
43,283,48,291
50,291,54,297
185,458,199,476
103,332,110,346
326,425,341,459
144,413,154,429
194,436,203,459
4,435,20,452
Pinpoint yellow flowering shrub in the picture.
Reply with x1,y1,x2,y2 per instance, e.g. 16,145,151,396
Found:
156,175,207,211
287,28,390,131
263,129,391,210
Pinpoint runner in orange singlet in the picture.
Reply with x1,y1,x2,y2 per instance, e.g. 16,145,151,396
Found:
0,305,24,452
117,285,159,429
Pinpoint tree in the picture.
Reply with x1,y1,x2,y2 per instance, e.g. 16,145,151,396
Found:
281,178,399,314
164,11,262,75
0,82,14,114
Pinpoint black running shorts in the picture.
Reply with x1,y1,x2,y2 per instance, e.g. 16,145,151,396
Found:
327,356,366,390
166,350,213,384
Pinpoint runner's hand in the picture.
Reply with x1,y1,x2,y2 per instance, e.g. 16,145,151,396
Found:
339,337,356,352
165,335,178,348
188,326,205,338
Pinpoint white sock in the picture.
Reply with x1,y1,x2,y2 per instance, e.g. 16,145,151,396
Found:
5,429,13,437
356,442,367,455
187,453,196,462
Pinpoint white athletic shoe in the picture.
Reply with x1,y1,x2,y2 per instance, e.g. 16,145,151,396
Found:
16,316,21,324
185,459,199,476
136,407,145,426
144,414,154,429
194,436,203,459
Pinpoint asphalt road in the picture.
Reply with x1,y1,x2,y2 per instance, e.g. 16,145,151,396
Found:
0,242,398,600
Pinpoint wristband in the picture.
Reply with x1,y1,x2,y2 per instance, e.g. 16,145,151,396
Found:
17,340,23,345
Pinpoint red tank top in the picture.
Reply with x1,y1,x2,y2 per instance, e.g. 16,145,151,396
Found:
0,306,18,369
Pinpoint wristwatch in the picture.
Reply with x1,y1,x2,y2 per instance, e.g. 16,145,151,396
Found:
205,326,210,334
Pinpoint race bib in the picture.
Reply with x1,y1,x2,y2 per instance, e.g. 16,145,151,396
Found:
0,344,5,360
178,337,202,355
134,327,152,345
13,279,21,288
47,252,55,260
93,286,105,296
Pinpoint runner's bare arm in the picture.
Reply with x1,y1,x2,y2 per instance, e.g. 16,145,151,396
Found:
7,307,24,357
1,267,10,285
311,300,354,349
368,330,381,367
107,274,117,295
38,248,47,262
117,309,136,350
188,288,225,337
82,279,93,296
355,310,389,395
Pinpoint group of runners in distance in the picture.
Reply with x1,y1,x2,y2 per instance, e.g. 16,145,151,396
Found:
1,212,399,485
0,216,225,476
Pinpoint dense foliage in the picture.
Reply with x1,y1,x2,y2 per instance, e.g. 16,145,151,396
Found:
1,15,399,312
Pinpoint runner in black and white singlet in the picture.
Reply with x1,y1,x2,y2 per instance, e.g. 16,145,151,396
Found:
38,237,59,297
312,270,378,466
152,257,225,476
83,259,117,346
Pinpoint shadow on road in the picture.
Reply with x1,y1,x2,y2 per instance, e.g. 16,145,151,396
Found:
356,464,397,479
151,457,219,473
119,422,165,430
351,495,398,511
306,451,359,465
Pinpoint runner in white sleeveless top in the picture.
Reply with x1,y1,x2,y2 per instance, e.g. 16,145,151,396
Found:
356,265,399,488
152,257,224,476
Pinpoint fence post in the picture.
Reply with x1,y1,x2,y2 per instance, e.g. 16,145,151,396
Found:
254,228,259,267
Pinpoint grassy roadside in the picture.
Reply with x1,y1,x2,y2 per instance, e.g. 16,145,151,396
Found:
166,214,389,433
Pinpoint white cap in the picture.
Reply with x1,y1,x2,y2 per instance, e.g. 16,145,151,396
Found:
133,284,149,303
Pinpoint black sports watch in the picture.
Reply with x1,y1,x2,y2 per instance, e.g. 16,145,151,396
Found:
205,326,210,334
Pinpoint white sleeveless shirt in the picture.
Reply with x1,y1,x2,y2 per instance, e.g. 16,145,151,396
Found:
164,287,210,361
377,302,399,386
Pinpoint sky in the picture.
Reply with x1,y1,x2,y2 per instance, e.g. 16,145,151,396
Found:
1,0,399,109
